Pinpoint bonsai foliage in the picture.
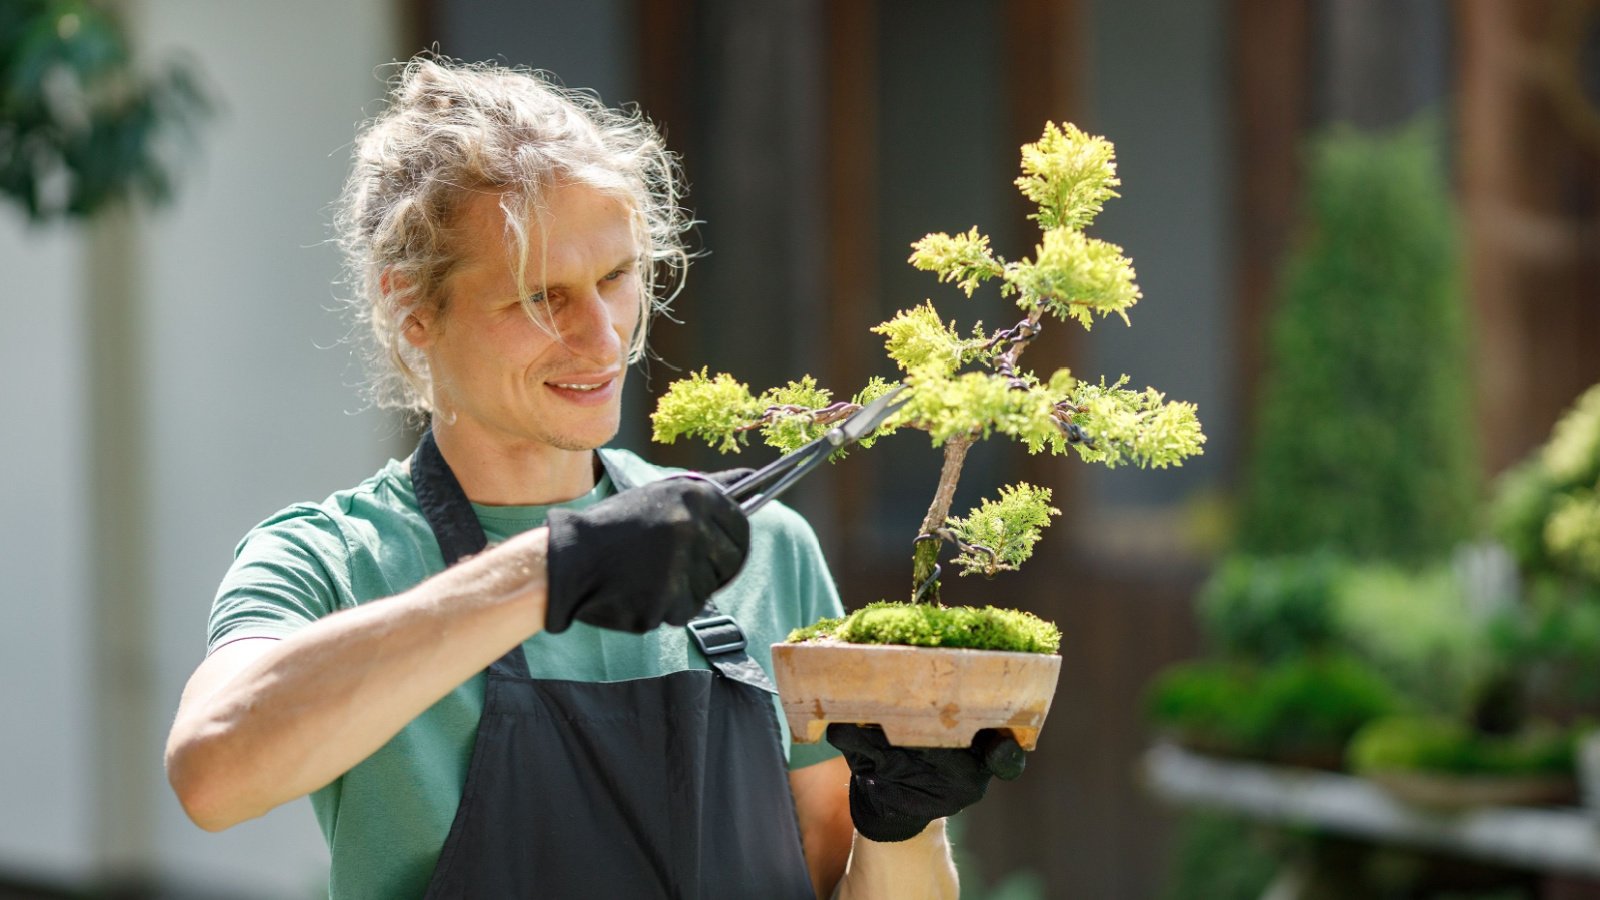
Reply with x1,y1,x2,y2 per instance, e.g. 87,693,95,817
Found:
654,122,1204,639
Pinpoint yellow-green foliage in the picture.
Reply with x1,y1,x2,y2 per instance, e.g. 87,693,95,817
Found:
651,369,761,453
1067,377,1205,469
871,301,989,378
1009,228,1140,329
754,377,834,454
908,228,1005,297
945,484,1061,576
652,121,1202,471
1547,492,1600,583
1492,381,1600,585
1014,121,1120,231
787,601,1061,654
1543,383,1600,486
652,121,1203,634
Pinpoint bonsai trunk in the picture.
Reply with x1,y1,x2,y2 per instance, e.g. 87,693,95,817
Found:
911,435,973,603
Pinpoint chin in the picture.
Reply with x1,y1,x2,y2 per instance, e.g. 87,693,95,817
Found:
545,420,620,452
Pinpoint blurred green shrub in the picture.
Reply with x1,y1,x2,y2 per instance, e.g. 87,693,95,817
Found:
1236,120,1478,563
1149,654,1404,765
1199,554,1343,663
0,0,210,221
1349,716,1577,778
1161,813,1286,900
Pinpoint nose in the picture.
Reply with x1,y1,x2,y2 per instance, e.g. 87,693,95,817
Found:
558,286,628,363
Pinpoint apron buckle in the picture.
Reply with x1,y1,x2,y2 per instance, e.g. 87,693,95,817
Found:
687,615,748,657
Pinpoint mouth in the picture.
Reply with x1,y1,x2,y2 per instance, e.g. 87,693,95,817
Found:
544,372,621,406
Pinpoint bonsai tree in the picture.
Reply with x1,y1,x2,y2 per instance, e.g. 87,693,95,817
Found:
652,122,1205,653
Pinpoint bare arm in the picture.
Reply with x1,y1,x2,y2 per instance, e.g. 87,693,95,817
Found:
165,527,550,832
789,756,959,900
837,821,959,900
790,756,853,898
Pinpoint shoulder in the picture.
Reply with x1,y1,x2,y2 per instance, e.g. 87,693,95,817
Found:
232,460,416,561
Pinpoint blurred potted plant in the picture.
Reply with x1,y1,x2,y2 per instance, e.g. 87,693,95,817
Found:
1481,382,1600,813
1349,716,1580,810
653,122,1205,748
0,0,210,222
1147,556,1405,767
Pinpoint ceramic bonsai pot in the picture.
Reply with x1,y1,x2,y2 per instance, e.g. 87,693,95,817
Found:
771,641,1062,749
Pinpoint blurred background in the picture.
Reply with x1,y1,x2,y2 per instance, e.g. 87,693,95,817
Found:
3,0,1599,897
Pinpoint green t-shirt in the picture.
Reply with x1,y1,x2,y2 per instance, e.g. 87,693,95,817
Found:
209,447,845,899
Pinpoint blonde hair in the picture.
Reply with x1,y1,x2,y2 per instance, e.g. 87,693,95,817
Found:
334,56,691,412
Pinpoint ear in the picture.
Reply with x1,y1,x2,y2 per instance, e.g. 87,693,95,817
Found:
401,306,437,350
381,269,437,350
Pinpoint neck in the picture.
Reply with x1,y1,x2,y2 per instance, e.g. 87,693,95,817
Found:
428,419,600,506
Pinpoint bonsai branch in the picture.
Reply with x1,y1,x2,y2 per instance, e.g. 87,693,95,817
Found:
733,401,860,434
912,434,975,602
989,306,1047,379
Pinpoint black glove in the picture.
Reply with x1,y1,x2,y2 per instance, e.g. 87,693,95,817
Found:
543,471,752,634
826,724,1027,843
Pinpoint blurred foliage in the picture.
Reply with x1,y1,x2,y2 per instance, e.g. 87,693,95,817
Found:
1349,715,1578,778
1490,577,1600,710
947,815,1046,900
1491,382,1600,586
1236,120,1478,563
1148,654,1404,764
1334,562,1498,717
1196,553,1494,717
0,0,209,222
1199,553,1343,663
1160,813,1286,900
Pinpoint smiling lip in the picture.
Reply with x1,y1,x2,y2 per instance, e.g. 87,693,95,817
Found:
544,373,620,406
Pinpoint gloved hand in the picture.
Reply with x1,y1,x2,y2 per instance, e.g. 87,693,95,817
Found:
826,724,1027,843
542,469,753,634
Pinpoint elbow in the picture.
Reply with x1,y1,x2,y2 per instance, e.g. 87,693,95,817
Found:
165,729,253,832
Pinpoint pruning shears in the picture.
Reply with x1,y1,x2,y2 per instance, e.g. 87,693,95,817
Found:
722,384,911,515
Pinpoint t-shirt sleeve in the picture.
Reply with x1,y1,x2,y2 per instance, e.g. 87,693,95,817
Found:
779,510,848,771
208,505,349,654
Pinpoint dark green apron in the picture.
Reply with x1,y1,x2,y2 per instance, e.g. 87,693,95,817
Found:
409,431,815,899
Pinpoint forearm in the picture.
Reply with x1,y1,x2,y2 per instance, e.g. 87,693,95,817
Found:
836,820,958,900
166,528,549,830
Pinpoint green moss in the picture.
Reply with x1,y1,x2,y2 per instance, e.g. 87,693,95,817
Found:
784,616,844,644
1349,716,1577,777
785,602,1060,654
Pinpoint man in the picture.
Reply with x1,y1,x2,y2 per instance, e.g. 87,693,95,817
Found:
166,57,1007,899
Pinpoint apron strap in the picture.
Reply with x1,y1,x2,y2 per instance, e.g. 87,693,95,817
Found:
414,433,773,689
689,604,778,695
411,429,531,680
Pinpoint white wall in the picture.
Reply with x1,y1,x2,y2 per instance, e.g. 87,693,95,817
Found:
0,216,96,885
0,1,405,896
140,2,406,895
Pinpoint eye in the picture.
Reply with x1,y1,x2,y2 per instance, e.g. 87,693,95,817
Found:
524,290,547,304
602,269,625,282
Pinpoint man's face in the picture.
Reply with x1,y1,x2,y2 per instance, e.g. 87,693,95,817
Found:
409,182,641,454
